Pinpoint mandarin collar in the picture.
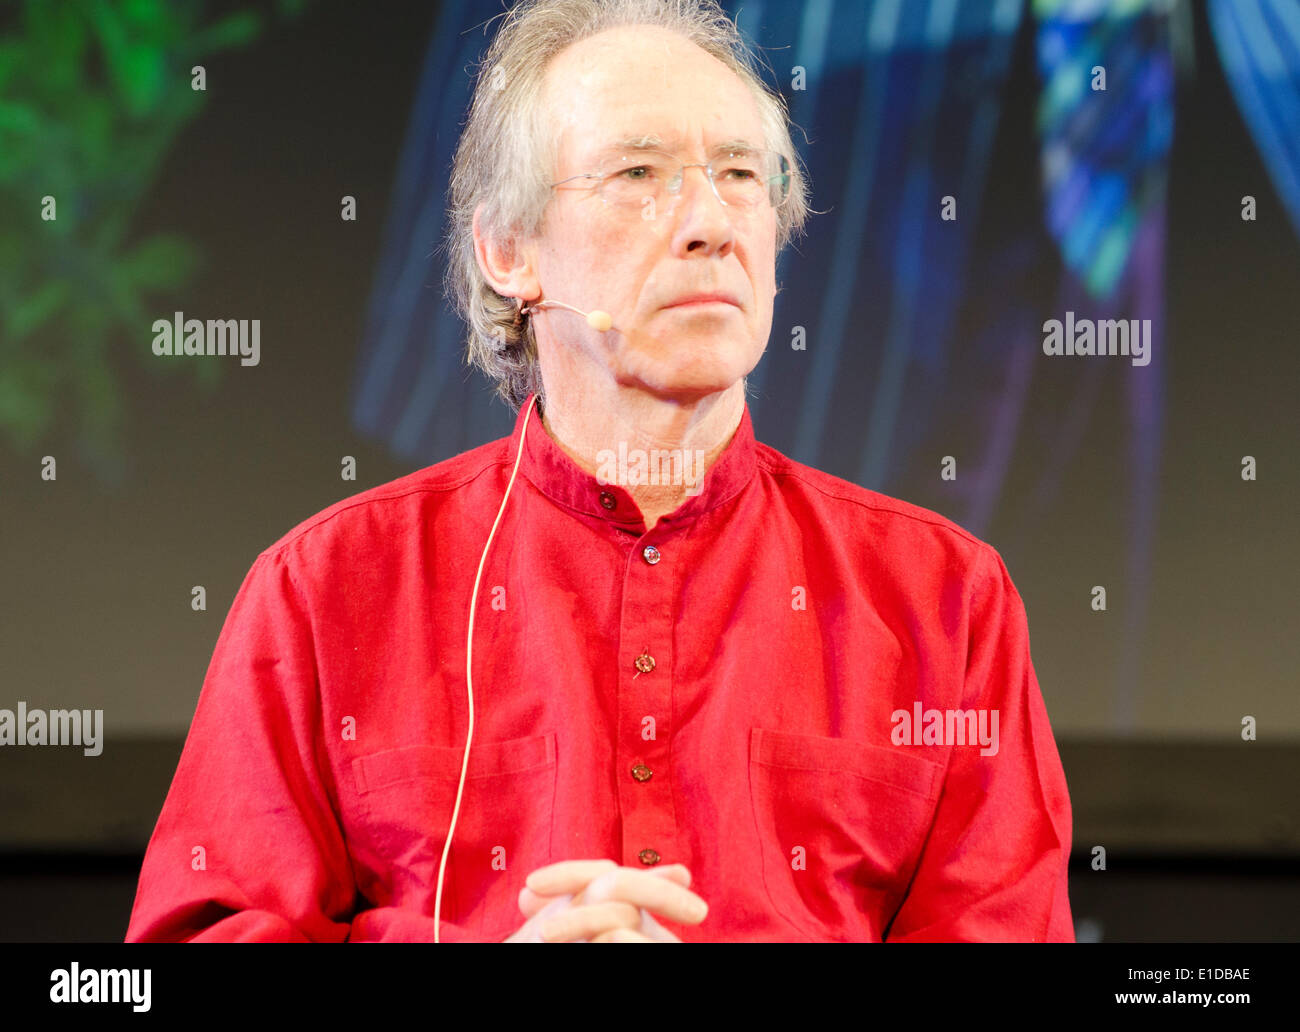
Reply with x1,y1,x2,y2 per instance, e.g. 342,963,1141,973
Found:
507,392,758,531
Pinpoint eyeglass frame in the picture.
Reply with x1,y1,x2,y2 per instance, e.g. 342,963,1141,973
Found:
547,146,793,214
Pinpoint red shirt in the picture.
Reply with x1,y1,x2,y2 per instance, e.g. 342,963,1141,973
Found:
126,393,1073,942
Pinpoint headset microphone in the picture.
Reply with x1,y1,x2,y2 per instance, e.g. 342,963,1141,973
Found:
521,298,614,332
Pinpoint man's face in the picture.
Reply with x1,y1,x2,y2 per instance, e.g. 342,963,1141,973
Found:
527,26,779,402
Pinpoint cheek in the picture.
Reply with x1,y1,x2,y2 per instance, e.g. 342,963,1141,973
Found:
544,210,615,280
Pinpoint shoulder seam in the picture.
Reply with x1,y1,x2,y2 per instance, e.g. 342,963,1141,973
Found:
754,451,988,550
258,448,508,560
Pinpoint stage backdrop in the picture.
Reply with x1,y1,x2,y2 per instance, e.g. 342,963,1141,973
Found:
3,0,1296,742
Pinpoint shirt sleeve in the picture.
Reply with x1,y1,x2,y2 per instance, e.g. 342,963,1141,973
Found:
125,549,357,942
884,544,1074,942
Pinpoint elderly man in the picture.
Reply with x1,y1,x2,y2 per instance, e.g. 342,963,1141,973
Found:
126,0,1073,943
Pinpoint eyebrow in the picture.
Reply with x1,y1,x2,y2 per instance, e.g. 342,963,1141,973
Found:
590,134,763,161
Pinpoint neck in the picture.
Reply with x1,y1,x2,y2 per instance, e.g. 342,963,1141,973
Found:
537,378,745,532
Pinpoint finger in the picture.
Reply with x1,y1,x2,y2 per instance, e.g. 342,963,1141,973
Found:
638,909,684,942
571,864,690,908
524,859,620,896
540,901,642,943
517,885,559,920
504,894,573,943
646,864,693,889
521,863,692,916
590,926,656,942
581,868,708,925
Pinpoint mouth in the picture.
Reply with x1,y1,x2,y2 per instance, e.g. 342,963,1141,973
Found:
664,294,740,309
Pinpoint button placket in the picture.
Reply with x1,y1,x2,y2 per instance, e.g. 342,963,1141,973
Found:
615,530,680,869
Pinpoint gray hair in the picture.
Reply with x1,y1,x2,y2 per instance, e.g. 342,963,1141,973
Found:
443,0,813,412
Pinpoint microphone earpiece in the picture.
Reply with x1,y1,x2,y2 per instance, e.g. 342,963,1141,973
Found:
520,298,613,331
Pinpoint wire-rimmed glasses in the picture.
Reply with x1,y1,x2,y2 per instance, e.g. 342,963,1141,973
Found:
550,147,792,216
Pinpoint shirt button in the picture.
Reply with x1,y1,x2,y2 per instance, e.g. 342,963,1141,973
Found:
642,544,661,565
634,652,656,674
599,491,616,510
638,848,661,866
631,764,653,782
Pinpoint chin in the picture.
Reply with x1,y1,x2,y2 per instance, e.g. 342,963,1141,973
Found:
623,336,758,393
627,363,751,402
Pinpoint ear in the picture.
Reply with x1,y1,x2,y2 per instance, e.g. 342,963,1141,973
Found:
473,203,541,302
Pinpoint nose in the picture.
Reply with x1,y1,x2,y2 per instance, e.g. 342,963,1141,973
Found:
667,164,735,257
667,163,727,211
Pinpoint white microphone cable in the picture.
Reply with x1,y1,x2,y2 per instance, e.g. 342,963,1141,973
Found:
433,390,538,943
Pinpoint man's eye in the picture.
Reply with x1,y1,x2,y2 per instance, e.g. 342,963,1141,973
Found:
724,168,758,180
619,165,653,180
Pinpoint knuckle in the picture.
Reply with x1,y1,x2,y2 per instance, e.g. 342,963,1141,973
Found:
610,901,641,926
584,869,620,902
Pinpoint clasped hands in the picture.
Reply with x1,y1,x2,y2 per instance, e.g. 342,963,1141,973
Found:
504,859,708,942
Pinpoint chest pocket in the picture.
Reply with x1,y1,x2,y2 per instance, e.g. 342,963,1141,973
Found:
352,733,556,941
749,728,943,941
